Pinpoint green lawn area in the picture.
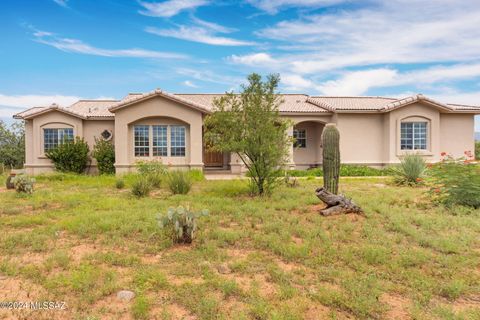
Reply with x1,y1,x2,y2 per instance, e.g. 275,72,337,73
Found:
0,174,479,319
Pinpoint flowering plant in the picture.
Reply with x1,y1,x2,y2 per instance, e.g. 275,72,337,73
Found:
427,152,480,208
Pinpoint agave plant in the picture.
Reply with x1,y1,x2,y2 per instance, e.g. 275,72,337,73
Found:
393,153,427,186
156,206,209,244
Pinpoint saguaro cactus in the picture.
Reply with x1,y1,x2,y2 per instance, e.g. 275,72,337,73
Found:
322,123,340,194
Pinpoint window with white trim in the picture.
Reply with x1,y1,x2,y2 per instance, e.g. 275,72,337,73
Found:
43,128,73,152
400,122,427,150
134,125,150,157
152,125,168,156
293,129,306,148
133,124,186,157
170,126,186,157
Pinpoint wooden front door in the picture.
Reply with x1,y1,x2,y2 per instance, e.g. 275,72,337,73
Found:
204,150,224,167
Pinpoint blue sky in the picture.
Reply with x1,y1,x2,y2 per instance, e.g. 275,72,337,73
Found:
1,0,479,130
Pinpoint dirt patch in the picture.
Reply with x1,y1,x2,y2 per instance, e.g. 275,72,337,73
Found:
165,303,197,320
291,235,303,245
276,259,302,273
380,293,411,320
92,293,132,320
168,276,204,286
225,248,255,260
449,295,480,312
304,304,334,320
0,276,69,320
291,203,326,216
67,243,100,262
222,273,277,298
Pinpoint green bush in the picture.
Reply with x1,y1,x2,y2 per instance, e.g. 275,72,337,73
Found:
166,170,192,195
46,137,90,174
188,169,205,182
156,206,208,244
11,174,35,194
428,157,480,208
392,154,426,186
131,176,151,198
285,165,392,177
0,121,25,169
115,179,125,189
475,141,480,160
92,138,115,175
136,160,166,188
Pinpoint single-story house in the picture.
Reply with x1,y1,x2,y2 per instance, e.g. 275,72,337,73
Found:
14,89,480,175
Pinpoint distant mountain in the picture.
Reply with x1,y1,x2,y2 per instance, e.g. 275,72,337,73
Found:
476,132,480,141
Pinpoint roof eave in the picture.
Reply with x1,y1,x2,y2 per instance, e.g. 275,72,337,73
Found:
109,91,212,114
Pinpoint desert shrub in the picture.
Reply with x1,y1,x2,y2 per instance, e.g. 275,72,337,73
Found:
475,141,480,160
156,206,209,244
131,176,151,198
392,154,426,186
136,160,166,188
46,137,90,174
428,157,480,208
11,174,35,194
0,121,25,169
166,170,192,194
92,138,115,175
283,171,298,187
115,179,125,189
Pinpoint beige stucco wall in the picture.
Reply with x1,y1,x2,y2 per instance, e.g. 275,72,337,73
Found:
292,121,324,168
336,113,385,165
386,103,441,163
21,100,477,175
25,111,84,175
113,96,204,174
440,114,475,159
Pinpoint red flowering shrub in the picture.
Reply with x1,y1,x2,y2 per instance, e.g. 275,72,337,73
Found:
428,154,480,208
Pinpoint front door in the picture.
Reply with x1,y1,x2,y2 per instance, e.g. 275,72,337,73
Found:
204,149,224,167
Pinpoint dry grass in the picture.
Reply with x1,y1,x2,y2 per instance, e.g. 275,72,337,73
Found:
0,173,479,319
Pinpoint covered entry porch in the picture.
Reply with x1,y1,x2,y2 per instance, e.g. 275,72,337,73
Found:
288,120,326,170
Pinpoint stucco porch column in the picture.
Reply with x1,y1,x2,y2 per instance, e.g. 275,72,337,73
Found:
114,123,130,174
286,125,295,170
189,121,204,170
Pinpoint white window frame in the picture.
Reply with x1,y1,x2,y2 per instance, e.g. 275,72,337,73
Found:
134,125,150,157
293,129,307,148
133,124,187,158
152,125,168,157
170,125,186,157
400,121,428,150
43,128,74,153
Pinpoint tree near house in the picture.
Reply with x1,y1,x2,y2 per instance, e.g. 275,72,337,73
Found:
204,73,291,195
0,120,25,169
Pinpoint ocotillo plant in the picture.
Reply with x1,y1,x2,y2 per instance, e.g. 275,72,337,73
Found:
322,123,340,194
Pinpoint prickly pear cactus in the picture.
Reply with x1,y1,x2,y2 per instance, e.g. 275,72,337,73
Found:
321,124,340,194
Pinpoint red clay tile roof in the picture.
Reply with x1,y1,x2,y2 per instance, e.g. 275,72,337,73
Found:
13,90,480,120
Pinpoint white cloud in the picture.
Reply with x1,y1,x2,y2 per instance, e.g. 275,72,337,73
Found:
0,93,81,108
255,1,480,74
34,30,187,59
182,80,199,88
176,68,243,86
52,0,68,7
228,53,276,65
0,93,112,118
145,26,255,46
315,63,480,95
191,16,235,33
318,69,398,95
281,74,314,91
247,0,344,14
138,0,209,17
